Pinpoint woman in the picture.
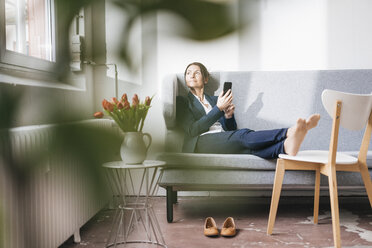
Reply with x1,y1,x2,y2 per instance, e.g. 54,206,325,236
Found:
176,62,320,159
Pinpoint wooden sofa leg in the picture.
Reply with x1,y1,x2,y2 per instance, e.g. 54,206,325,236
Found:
166,186,174,223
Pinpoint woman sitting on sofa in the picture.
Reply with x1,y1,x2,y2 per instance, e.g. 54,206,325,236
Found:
176,62,320,159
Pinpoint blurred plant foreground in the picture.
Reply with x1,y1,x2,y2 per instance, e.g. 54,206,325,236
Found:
0,0,244,247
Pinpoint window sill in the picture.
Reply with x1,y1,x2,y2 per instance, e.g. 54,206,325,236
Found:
0,66,86,91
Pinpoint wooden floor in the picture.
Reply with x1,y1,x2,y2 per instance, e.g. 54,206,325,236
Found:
60,196,372,248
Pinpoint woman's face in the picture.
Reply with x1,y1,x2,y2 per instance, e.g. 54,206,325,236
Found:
185,64,207,90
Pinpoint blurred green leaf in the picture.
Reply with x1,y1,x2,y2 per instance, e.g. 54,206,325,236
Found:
54,0,242,75
51,122,122,194
0,85,23,130
147,0,237,40
114,0,240,69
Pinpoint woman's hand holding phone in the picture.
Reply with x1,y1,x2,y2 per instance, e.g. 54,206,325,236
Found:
224,103,235,119
217,89,233,111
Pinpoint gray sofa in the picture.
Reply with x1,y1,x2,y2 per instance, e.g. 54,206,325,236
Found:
157,69,372,223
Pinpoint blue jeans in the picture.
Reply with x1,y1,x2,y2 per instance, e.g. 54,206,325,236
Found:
195,128,288,159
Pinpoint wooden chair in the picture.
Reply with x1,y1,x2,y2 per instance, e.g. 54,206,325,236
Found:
267,89,372,248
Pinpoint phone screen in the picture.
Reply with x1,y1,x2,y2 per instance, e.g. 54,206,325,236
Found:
223,82,232,95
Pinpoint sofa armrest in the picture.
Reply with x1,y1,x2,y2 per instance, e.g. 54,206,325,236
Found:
161,74,178,129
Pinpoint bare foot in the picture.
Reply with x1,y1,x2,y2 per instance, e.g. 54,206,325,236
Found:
284,114,320,156
306,114,320,130
284,118,307,156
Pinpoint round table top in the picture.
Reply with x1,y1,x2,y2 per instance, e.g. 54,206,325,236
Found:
102,160,166,169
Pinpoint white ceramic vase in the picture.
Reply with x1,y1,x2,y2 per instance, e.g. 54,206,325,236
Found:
120,132,152,164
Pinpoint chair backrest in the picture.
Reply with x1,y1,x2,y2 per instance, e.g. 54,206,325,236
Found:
321,89,372,131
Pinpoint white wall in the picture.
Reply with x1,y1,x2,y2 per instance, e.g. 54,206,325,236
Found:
256,0,328,70
157,0,372,77
105,0,142,84
327,0,372,69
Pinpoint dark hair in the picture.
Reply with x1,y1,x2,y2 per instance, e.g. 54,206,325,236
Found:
184,62,210,83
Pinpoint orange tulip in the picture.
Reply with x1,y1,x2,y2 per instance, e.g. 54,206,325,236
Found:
132,94,139,108
145,96,151,106
123,101,130,110
102,99,109,110
111,97,119,105
102,99,114,112
93,111,104,118
117,101,124,109
121,93,128,102
107,102,114,112
101,93,153,133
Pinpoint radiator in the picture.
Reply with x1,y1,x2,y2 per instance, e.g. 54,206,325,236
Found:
0,119,116,248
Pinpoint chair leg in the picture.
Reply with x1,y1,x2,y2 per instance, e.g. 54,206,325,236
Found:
313,168,321,224
358,162,372,207
267,159,285,235
328,165,341,248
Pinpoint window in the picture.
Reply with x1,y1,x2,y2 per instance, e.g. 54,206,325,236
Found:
0,0,56,73
6,0,55,61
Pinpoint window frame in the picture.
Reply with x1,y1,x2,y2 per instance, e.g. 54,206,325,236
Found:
0,0,59,77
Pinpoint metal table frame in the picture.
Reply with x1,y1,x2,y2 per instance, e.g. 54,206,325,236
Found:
103,160,167,248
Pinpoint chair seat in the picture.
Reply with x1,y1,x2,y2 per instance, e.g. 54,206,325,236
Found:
279,150,358,165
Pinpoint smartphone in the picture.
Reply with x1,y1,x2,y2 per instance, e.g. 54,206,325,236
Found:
223,82,232,96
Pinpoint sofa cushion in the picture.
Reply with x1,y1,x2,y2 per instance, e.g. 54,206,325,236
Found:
157,151,372,170
158,152,276,170
159,169,372,188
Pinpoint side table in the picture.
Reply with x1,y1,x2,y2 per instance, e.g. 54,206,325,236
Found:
102,160,167,248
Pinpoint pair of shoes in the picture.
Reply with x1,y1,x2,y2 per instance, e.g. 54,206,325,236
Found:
204,217,237,237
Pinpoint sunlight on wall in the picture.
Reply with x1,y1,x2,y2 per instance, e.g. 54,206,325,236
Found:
156,0,372,75
260,0,328,70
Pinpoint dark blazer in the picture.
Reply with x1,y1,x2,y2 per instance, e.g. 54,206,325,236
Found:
176,92,237,152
